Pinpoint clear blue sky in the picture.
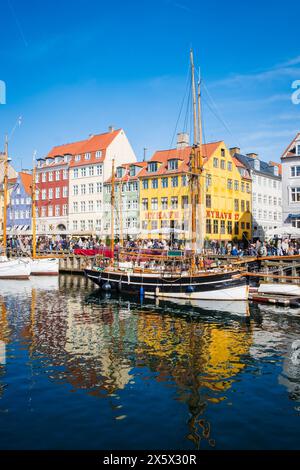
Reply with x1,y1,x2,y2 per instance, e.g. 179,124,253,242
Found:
1,0,300,169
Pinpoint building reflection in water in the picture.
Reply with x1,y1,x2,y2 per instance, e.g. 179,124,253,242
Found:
7,275,300,448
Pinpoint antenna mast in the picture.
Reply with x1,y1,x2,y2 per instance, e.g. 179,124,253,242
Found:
3,135,8,254
32,152,37,258
110,158,115,264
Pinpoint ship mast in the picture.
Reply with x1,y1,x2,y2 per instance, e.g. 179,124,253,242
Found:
197,67,204,252
3,135,8,255
32,153,37,258
110,158,115,264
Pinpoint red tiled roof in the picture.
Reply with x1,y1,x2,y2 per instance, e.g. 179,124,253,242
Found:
47,139,88,158
138,142,222,178
106,161,147,183
19,172,33,196
69,129,122,167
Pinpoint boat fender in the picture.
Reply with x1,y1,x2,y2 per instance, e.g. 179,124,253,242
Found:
155,286,159,297
118,280,122,291
102,281,111,291
98,274,102,283
140,286,144,297
186,285,194,293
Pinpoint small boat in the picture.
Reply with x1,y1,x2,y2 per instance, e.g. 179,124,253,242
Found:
85,267,248,300
29,258,59,276
0,257,31,279
258,283,300,296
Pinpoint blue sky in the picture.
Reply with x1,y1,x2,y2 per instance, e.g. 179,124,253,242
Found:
0,0,300,169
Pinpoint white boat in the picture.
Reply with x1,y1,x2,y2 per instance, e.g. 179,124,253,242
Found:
0,257,31,279
258,282,300,296
29,258,59,276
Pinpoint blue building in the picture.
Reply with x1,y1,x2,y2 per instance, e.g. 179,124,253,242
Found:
7,171,32,232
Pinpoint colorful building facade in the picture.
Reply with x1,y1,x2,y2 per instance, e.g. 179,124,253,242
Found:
281,132,300,228
103,161,147,239
7,171,32,233
138,138,252,244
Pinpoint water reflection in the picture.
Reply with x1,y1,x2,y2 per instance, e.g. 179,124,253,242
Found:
0,276,300,449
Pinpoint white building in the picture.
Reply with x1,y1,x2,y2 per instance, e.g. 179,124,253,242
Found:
231,148,282,240
281,132,300,229
68,128,136,235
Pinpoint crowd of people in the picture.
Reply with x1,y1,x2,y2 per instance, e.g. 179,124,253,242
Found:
2,235,300,257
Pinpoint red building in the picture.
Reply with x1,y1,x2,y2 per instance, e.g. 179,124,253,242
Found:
36,141,83,235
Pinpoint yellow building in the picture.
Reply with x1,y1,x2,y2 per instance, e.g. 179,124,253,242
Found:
138,138,252,244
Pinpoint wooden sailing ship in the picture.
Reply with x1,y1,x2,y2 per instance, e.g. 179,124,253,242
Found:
84,50,248,300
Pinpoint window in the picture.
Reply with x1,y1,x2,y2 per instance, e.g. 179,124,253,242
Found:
96,150,102,159
35,174,39,183
142,221,148,230
263,195,267,205
63,204,68,215
181,196,188,209
171,197,178,209
81,167,87,177
63,169,68,180
26,197,31,204
88,200,93,212
63,186,68,197
291,166,300,177
292,218,300,228
73,202,78,213
42,207,47,217
55,170,60,181
96,200,102,212
206,219,212,234
221,148,225,157
81,201,86,212
246,201,250,212
143,180,148,190
171,176,178,187
151,220,158,230
182,175,187,186
234,222,239,235
73,169,79,178
42,189,46,200
48,171,53,181
148,162,158,173
241,200,245,212
291,187,300,202
162,177,168,188
88,183,94,194
42,173,46,182
88,166,94,177
81,184,86,195
241,182,245,192
234,199,239,211
273,197,277,206
227,179,233,190
206,194,211,208
73,220,78,231
234,180,239,191
151,198,158,210
213,158,219,168
161,197,168,210
206,174,212,188
132,182,138,191
227,161,232,171
220,220,225,234
73,185,78,196
152,178,158,189
246,183,250,193
168,159,178,170
80,220,85,231
96,165,102,176
55,205,60,216
213,219,218,234
85,153,91,160
142,198,148,210
48,206,53,217
220,160,225,170
75,155,81,161
227,221,232,234
96,182,102,193
55,187,60,198
49,188,53,199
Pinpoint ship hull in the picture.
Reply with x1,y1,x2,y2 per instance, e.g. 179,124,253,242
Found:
85,269,248,300
29,258,59,276
0,259,31,280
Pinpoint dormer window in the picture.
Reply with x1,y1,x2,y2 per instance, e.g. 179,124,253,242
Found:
116,167,124,179
129,166,136,177
95,150,102,159
254,159,260,171
75,155,81,161
273,166,279,176
148,162,158,173
85,152,91,160
297,144,300,156
168,159,178,171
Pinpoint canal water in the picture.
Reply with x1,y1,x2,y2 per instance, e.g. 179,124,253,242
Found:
0,275,300,450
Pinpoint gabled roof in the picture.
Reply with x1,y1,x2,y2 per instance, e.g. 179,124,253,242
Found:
19,172,32,196
234,153,280,179
48,139,88,158
138,142,222,178
281,132,300,159
69,129,122,167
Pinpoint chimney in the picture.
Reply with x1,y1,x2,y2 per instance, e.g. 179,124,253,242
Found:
229,147,240,156
108,126,114,133
177,132,189,149
246,152,258,159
